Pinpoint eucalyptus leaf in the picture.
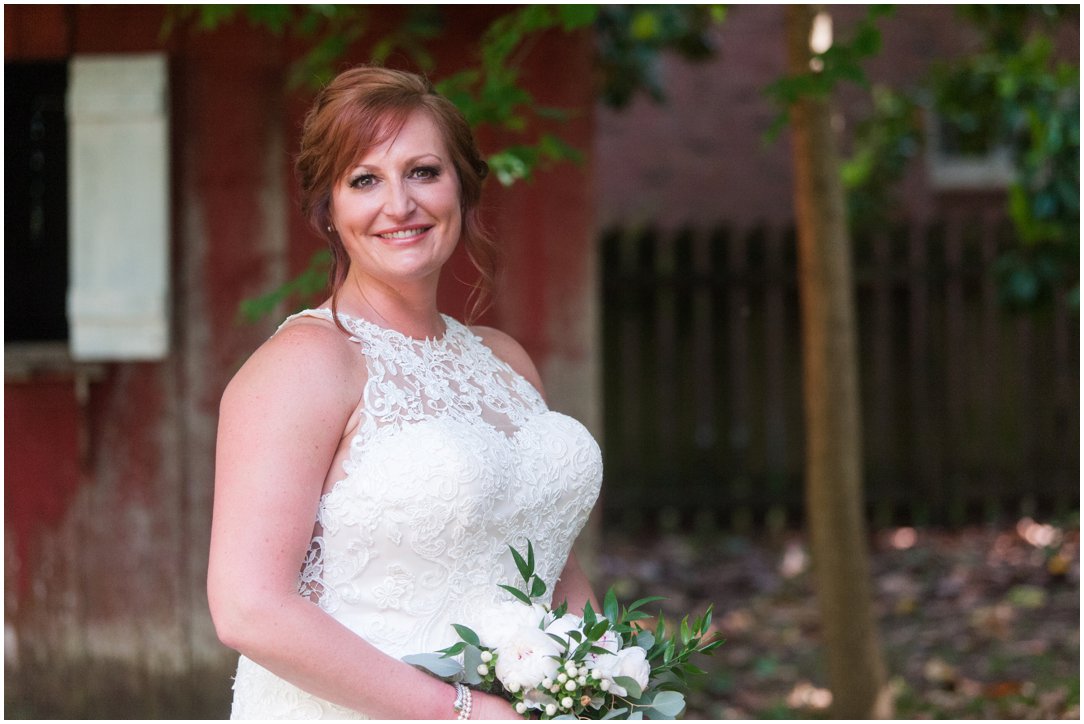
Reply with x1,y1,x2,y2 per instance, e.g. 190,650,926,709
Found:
647,690,686,718
613,676,643,699
601,706,629,719
462,644,483,686
401,653,464,682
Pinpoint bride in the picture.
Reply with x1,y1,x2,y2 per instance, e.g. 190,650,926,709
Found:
207,66,603,719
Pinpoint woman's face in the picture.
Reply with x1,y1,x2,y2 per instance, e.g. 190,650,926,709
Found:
330,109,462,290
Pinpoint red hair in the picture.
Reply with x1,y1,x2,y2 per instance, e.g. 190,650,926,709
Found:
295,66,496,324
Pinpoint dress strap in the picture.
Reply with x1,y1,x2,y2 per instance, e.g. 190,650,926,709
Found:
274,308,365,345
275,308,333,333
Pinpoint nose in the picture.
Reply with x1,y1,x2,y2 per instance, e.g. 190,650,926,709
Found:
383,179,417,219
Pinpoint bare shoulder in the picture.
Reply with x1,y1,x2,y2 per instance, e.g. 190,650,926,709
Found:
470,325,546,400
221,316,364,418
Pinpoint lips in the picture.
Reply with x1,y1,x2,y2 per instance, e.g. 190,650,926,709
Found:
375,225,433,241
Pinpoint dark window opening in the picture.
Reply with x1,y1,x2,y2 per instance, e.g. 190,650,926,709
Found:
5,61,70,343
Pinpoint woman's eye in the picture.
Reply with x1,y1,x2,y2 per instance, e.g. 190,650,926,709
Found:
348,174,376,189
411,166,440,180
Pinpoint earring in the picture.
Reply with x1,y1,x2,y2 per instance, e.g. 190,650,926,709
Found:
327,225,335,233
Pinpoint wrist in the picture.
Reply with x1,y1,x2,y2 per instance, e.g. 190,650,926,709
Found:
452,682,473,720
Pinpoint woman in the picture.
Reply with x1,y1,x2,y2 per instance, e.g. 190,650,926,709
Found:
207,66,602,719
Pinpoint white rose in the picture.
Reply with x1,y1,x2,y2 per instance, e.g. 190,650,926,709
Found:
494,625,561,691
592,646,651,697
472,601,548,650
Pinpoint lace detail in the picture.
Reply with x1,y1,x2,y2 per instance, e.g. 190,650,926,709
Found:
230,309,603,719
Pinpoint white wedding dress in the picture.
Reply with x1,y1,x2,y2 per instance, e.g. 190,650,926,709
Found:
229,309,603,719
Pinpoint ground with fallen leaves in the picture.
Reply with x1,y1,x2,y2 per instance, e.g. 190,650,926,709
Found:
596,520,1079,719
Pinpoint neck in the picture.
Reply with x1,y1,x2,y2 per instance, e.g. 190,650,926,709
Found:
334,272,446,339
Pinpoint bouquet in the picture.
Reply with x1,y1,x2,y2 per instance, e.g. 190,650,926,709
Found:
404,542,722,719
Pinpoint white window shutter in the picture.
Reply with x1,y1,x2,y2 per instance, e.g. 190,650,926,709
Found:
68,54,170,360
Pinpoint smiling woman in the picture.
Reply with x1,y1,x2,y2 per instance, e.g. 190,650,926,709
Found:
206,66,603,720
328,112,464,326
295,67,496,332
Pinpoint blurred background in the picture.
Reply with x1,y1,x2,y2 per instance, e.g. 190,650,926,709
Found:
4,4,1078,719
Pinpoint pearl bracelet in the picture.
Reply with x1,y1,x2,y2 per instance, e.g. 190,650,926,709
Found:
453,682,472,720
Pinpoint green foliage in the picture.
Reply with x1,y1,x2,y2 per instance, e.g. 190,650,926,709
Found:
844,4,1079,311
237,250,331,323
842,85,923,233
593,5,726,108
171,4,727,320
765,5,895,139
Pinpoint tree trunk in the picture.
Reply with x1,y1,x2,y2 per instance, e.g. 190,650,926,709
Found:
785,5,891,718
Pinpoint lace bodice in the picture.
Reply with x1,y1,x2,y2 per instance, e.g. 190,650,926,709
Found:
230,309,603,719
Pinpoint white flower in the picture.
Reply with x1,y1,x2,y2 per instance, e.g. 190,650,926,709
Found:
583,625,621,667
477,664,489,676
564,679,577,692
480,650,493,663
494,625,561,691
592,646,651,697
561,696,573,709
515,702,528,715
472,601,549,650
545,704,557,717
545,613,585,650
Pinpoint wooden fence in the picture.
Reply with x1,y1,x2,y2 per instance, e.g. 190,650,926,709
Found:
599,216,1079,531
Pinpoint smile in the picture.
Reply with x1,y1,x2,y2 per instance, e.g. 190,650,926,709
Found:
376,226,432,241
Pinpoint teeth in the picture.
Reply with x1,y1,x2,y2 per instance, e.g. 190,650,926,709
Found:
379,228,426,240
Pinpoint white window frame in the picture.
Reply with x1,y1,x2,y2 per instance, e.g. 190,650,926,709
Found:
925,106,1016,191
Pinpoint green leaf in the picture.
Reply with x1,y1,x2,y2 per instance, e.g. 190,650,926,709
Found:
635,630,656,651
498,584,534,606
402,652,465,681
437,641,467,657
627,596,666,612
588,620,611,641
613,676,643,699
509,543,532,583
462,644,484,685
452,624,481,647
583,600,598,628
648,690,686,718
601,707,629,719
603,587,620,623
530,576,547,598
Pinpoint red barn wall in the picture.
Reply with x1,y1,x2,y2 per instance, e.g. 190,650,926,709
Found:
4,5,597,716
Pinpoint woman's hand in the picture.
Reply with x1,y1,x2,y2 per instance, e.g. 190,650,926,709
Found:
471,690,522,719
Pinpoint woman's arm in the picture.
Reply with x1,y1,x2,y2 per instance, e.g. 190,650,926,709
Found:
207,322,516,719
552,549,600,614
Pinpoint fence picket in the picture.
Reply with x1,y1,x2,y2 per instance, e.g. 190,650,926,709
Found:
599,219,1074,529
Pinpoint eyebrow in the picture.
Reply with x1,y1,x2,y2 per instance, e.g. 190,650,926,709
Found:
347,153,446,173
